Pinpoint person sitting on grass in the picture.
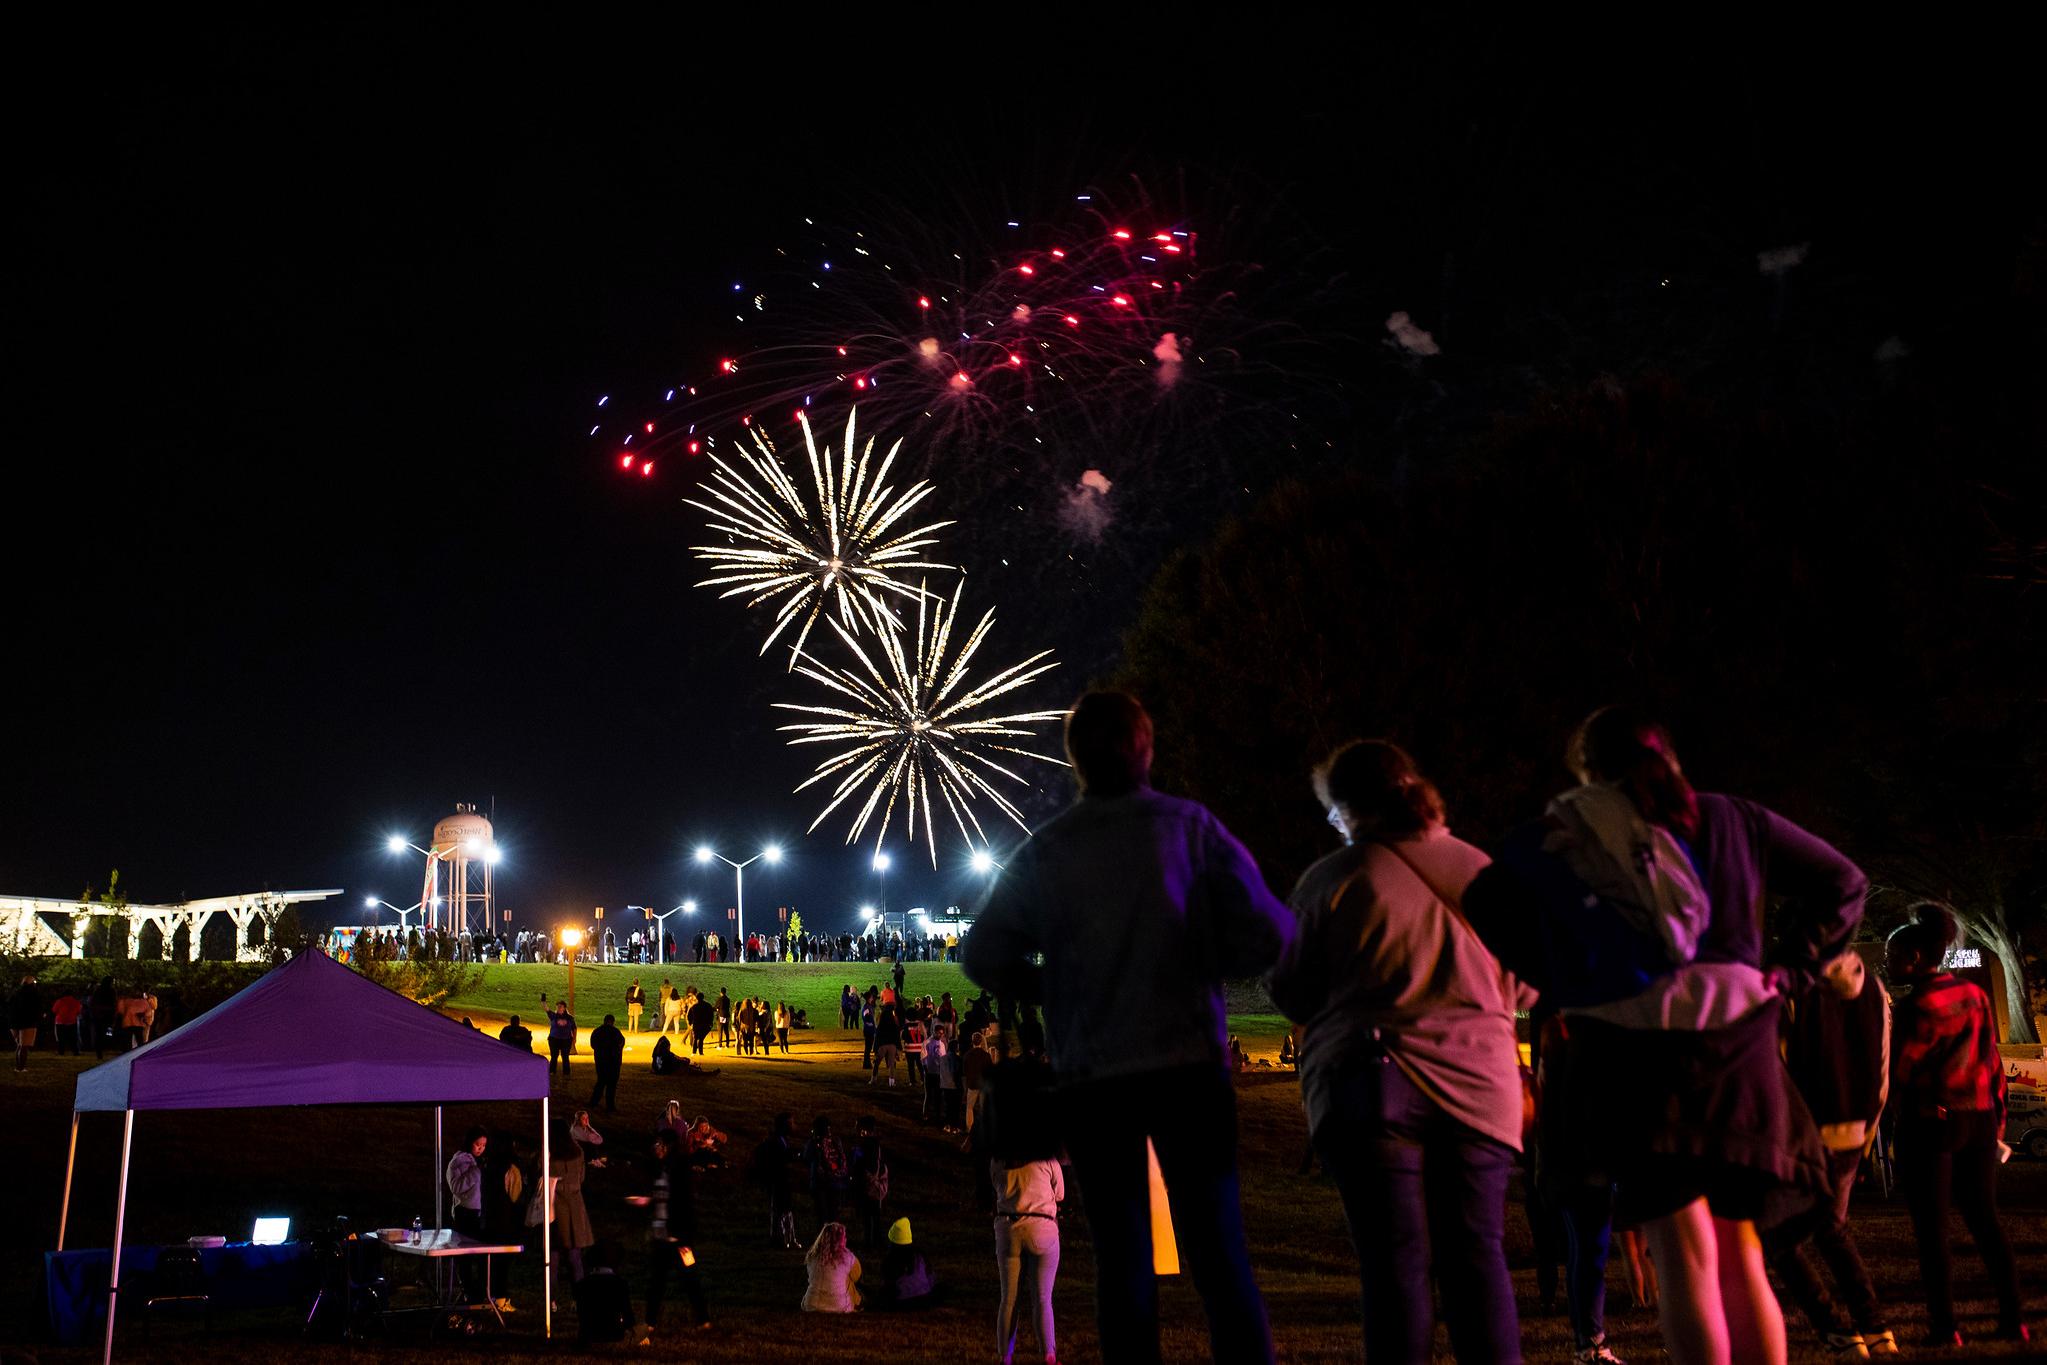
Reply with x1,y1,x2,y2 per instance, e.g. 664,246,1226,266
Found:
871,1217,940,1311
498,1014,533,1052
800,1222,862,1312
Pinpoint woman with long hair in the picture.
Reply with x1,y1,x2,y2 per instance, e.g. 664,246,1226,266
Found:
1470,706,1865,1365
801,1221,862,1312
1267,739,1527,1363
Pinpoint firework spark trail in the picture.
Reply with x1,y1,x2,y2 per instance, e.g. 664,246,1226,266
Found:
774,580,1066,864
685,409,956,664
592,182,1340,501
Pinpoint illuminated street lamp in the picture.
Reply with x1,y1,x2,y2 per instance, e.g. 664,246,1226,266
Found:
695,844,781,961
560,926,584,1014
364,896,423,935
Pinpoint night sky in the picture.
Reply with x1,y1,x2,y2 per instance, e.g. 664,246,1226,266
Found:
6,26,2027,938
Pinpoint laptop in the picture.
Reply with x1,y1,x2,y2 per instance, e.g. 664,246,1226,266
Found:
250,1217,291,1246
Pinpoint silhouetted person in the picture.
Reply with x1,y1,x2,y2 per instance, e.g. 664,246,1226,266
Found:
966,690,1293,1365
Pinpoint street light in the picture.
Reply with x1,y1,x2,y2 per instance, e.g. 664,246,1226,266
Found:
873,851,893,918
696,844,781,960
638,901,698,965
969,849,998,875
560,927,584,1014
364,896,424,934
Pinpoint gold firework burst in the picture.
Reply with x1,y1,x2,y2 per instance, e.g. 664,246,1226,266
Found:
686,410,954,665
774,580,1065,864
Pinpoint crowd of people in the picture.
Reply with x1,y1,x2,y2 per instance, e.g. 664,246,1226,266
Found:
959,691,2031,1364
14,689,2032,1361
8,974,161,1067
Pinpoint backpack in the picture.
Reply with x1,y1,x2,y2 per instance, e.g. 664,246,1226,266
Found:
863,1142,889,1204
1461,817,1682,1008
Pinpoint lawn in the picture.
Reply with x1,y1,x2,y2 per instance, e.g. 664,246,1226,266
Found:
437,962,1299,1061
5,959,2042,1362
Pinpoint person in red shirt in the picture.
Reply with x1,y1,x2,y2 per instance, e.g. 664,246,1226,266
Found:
1887,904,2027,1347
51,993,85,1055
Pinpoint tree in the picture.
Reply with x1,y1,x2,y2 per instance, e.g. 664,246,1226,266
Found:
1113,375,2046,1036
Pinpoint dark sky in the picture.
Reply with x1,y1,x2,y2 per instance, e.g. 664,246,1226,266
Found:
5,24,2027,938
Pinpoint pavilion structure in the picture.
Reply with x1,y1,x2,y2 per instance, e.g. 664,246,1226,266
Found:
0,889,341,962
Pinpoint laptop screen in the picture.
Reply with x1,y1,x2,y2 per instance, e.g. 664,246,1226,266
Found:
251,1217,290,1245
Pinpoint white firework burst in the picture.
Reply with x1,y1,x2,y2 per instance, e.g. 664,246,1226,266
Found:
775,580,1065,864
686,409,954,665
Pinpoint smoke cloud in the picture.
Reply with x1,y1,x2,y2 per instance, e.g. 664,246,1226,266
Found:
1059,468,1114,541
1757,243,1809,276
1153,332,1184,389
1385,311,1440,357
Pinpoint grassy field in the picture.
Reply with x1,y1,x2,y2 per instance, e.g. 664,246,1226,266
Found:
4,959,2042,1362
437,962,1297,1060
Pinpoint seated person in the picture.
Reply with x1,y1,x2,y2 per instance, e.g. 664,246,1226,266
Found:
790,1007,811,1030
651,1035,689,1075
574,1240,633,1344
870,1217,940,1310
687,1115,729,1168
801,1222,862,1312
498,1014,535,1051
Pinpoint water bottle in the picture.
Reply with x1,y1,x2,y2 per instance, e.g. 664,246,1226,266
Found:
410,1216,423,1245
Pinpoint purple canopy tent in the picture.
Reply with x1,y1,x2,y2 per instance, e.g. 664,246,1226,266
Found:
60,950,554,1362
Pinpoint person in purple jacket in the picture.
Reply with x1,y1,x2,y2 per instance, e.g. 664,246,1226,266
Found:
965,690,1295,1365
1471,706,1864,1365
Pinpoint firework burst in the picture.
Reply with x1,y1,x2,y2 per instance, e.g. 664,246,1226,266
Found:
774,580,1065,864
685,409,956,663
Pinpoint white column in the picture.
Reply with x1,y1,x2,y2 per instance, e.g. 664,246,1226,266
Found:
102,1109,135,1365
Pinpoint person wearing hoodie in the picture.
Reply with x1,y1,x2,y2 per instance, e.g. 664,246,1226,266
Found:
1886,905,2027,1348
966,691,1294,1365
1764,949,1898,1357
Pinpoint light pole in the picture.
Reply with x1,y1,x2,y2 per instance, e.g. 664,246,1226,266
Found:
873,851,892,916
364,897,424,934
640,902,695,965
560,927,583,1014
695,844,781,961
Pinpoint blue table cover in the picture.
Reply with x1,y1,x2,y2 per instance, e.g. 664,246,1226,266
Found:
45,1241,312,1346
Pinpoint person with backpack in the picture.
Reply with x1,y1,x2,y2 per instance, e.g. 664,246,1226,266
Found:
1266,740,1529,1364
851,1116,889,1247
1463,706,1865,1365
1886,905,2028,1347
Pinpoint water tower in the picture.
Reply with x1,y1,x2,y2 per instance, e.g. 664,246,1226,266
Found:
422,804,497,935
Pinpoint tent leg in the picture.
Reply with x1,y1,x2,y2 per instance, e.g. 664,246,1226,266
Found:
434,1105,444,1233
542,1096,552,1341
58,1110,80,1251
102,1108,134,1365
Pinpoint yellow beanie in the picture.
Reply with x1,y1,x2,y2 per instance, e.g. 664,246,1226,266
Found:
886,1217,913,1246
